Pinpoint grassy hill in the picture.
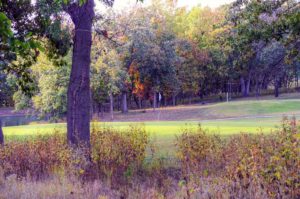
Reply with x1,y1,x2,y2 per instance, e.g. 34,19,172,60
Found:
97,93,300,122
4,93,300,155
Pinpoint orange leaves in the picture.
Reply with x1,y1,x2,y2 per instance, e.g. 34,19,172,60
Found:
129,62,147,98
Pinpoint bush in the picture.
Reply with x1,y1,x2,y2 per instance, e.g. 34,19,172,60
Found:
91,125,149,188
0,125,150,186
175,119,300,199
223,118,300,198
0,132,70,179
176,125,222,175
175,125,222,198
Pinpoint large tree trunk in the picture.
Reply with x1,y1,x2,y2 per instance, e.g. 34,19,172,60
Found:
109,93,114,120
66,0,94,146
0,119,3,145
121,91,128,113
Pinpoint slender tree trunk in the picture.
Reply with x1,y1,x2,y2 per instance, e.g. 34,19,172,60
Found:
240,77,245,96
164,95,167,107
188,95,192,104
121,92,128,113
255,78,261,99
109,93,114,120
0,119,4,145
66,1,94,146
172,94,176,106
153,91,157,111
97,103,101,118
101,103,104,118
133,96,139,108
117,96,120,111
138,97,142,109
240,76,250,97
296,70,299,87
246,78,251,96
275,79,280,98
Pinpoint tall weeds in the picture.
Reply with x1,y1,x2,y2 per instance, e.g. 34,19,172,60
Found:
0,120,299,198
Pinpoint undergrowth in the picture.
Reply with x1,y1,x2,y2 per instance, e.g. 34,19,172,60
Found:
0,118,299,199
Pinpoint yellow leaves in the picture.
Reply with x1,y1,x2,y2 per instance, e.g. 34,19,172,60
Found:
79,169,85,175
294,133,300,139
274,171,281,180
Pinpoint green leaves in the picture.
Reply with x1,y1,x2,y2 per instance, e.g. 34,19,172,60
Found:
0,12,13,38
79,0,86,6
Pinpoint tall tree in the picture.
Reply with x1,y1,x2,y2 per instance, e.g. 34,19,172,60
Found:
0,9,39,144
62,0,95,146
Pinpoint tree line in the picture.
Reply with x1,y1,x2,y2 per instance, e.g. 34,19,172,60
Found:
0,0,299,145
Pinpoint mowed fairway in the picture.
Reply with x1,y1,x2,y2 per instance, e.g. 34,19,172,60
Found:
3,95,300,155
1,117,281,156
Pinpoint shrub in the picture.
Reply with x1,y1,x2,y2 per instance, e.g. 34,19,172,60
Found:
176,125,222,174
91,125,149,188
0,125,150,186
175,119,300,199
175,125,222,198
0,132,70,179
223,118,300,198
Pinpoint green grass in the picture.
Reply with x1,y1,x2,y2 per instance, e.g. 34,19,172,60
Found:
3,118,278,137
3,117,282,155
4,96,299,155
203,99,300,117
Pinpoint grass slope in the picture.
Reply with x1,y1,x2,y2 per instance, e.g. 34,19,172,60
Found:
3,118,280,155
100,94,300,122
3,95,299,155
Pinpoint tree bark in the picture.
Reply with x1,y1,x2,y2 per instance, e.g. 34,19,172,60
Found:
121,92,128,113
109,93,114,120
66,0,94,146
0,119,4,145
